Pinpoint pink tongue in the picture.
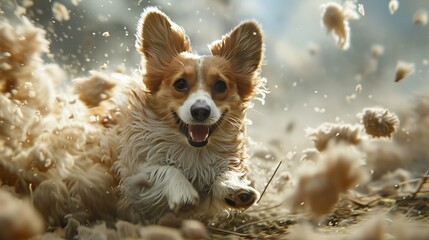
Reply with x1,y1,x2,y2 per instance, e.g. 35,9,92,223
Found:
188,125,209,142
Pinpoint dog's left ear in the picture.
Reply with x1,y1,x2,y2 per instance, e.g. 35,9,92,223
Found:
210,21,263,101
136,7,191,92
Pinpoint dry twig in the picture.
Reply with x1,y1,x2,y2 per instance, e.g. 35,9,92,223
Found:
410,169,429,199
257,161,283,204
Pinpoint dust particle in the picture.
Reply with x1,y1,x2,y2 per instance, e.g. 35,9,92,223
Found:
23,0,34,8
102,31,110,37
100,63,108,70
71,0,82,6
0,62,12,71
371,44,384,58
15,6,26,17
308,42,319,55
355,84,362,93
358,4,365,16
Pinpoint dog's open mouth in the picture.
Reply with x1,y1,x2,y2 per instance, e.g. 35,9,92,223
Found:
172,111,224,148
187,124,210,147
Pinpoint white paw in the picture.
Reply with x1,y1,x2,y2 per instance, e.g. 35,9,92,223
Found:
167,185,200,213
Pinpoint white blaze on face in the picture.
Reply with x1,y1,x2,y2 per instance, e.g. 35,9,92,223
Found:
177,56,221,143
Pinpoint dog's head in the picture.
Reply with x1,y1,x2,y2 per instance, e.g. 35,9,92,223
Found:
136,7,264,148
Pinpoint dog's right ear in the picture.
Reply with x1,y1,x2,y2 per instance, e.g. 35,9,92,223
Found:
136,7,191,92
210,21,263,101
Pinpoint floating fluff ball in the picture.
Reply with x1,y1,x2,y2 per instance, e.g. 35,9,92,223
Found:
0,190,44,240
52,2,70,22
73,70,117,108
181,220,210,240
359,107,399,138
371,44,385,58
413,9,428,26
321,1,359,50
348,215,386,240
306,123,362,151
389,0,399,15
395,61,415,82
71,0,82,6
287,145,368,216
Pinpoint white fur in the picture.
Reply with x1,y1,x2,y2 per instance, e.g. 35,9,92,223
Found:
177,89,221,125
177,56,220,125
196,56,205,88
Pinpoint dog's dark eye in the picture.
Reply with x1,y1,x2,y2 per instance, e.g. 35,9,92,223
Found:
173,78,188,92
213,80,227,93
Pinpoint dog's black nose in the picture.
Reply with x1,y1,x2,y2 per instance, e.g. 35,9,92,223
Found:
191,101,211,121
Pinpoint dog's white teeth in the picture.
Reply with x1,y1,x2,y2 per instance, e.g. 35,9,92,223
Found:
188,125,209,142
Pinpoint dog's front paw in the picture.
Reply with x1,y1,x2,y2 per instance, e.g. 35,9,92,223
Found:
168,187,200,213
225,188,258,209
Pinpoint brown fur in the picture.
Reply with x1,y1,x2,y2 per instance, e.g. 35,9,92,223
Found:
113,7,265,222
210,22,263,101
137,8,192,93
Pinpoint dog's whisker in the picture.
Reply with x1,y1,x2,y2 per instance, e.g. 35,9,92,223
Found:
222,116,243,130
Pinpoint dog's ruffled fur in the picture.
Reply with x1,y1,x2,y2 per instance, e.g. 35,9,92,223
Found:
0,7,266,226
115,7,265,222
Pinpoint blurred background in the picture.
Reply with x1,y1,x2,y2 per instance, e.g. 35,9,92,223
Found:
1,0,429,152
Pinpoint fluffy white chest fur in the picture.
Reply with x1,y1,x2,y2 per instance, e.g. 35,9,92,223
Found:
113,84,254,222
115,88,241,192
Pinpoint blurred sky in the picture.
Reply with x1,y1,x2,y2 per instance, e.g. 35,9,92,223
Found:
1,0,429,148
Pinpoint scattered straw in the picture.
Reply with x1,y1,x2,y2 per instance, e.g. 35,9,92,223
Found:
410,169,429,199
